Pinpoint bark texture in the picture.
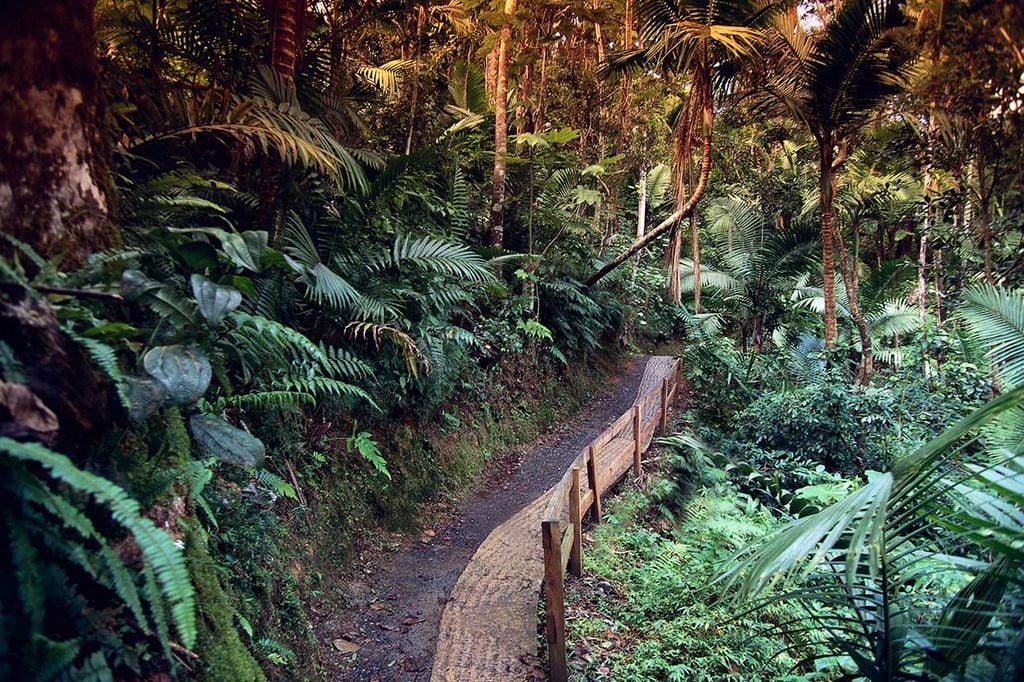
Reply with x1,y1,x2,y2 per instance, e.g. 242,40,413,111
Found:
819,139,838,346
488,0,517,248
0,0,114,266
0,284,111,456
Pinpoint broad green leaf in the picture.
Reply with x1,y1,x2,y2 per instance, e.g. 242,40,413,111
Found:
190,275,242,327
189,414,266,468
143,346,212,405
123,376,167,422
120,269,162,300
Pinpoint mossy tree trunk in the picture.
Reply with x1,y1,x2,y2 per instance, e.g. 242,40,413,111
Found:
0,0,116,266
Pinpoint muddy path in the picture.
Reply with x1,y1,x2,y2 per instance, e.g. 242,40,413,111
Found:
313,356,649,681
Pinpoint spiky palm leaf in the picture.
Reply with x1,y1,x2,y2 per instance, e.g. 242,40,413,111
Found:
721,385,1024,679
957,284,1024,389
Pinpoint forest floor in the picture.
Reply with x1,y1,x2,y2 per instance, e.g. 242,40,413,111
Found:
311,355,649,681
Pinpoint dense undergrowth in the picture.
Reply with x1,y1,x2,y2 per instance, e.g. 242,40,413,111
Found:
201,351,616,680
564,310,1024,681
2,0,1023,679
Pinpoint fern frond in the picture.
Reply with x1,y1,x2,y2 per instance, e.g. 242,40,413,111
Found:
0,438,196,648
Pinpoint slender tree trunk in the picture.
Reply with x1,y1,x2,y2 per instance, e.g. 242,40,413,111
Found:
404,5,427,155
586,122,712,286
489,0,517,248
918,201,930,319
934,247,943,326
591,0,605,63
690,214,701,313
535,16,549,133
667,224,682,304
0,0,115,266
819,137,839,347
631,165,647,281
834,220,873,383
615,0,633,153
876,223,884,267
976,148,994,284
261,0,305,241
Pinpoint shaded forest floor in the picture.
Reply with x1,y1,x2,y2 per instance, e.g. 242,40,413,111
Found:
311,356,649,681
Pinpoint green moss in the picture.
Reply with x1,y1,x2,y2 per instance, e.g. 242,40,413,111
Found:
107,407,192,506
185,526,265,682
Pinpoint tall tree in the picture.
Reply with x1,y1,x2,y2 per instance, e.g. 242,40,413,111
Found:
0,0,115,266
489,0,517,248
754,0,910,361
586,0,765,286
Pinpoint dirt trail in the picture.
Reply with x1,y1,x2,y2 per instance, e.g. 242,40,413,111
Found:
317,357,650,681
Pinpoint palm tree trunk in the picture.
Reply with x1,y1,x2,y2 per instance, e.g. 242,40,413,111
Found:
690,214,701,313
261,0,305,241
819,138,839,347
834,220,873,383
488,0,517,248
268,0,301,78
0,0,116,267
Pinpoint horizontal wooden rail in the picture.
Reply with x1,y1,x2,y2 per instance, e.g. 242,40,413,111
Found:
540,357,682,681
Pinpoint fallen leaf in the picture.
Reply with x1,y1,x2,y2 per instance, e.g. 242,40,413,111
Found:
332,638,360,654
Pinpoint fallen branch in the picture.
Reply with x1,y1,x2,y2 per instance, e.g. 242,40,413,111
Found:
585,132,712,286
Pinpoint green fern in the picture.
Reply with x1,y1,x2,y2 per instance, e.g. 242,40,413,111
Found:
1,438,196,648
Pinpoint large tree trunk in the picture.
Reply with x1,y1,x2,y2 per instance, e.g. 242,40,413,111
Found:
833,220,873,384
261,0,306,241
0,0,115,267
488,0,517,248
819,137,839,347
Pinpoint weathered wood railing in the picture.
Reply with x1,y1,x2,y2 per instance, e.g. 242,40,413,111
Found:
540,357,682,681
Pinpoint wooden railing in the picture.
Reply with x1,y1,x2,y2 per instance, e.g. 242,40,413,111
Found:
539,357,682,682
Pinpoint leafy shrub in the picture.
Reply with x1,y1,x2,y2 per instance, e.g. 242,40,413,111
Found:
735,383,902,474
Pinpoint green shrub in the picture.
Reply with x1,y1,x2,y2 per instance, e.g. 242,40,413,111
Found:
735,384,902,474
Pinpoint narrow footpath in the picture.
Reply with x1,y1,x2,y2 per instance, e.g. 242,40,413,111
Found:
317,357,651,681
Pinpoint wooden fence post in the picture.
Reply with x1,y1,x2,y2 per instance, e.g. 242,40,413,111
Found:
632,404,642,476
542,520,568,682
586,445,602,523
659,376,669,434
568,468,583,576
